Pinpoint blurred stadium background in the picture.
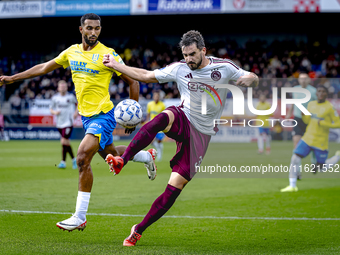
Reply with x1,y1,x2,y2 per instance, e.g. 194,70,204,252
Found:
1,1,340,254
1,0,340,143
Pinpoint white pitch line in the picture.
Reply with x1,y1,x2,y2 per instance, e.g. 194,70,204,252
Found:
1,209,340,221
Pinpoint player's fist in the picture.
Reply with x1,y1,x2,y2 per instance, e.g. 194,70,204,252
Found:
103,54,117,69
236,73,258,88
0,76,14,86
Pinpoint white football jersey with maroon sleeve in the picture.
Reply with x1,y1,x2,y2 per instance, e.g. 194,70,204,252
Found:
154,57,249,135
50,92,77,129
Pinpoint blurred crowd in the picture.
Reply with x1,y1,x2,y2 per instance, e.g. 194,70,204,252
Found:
1,37,340,112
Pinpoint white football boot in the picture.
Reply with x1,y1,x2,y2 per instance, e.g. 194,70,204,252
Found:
56,215,87,232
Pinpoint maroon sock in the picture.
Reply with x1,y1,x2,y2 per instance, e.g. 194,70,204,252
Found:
135,184,181,234
121,112,169,165
66,145,75,159
62,145,67,161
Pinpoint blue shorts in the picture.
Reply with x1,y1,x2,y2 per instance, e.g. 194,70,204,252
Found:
259,127,270,135
294,140,329,164
81,108,116,151
155,132,165,141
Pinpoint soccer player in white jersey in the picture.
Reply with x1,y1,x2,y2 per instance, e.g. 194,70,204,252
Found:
103,30,259,246
50,80,78,169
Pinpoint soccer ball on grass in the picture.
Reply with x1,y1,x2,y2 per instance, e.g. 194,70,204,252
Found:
114,99,143,129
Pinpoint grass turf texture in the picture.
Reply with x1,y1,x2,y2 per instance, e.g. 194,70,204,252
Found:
0,140,339,254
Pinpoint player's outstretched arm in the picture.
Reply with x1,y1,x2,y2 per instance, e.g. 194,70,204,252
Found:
120,74,140,102
103,54,158,84
236,72,259,88
0,60,62,86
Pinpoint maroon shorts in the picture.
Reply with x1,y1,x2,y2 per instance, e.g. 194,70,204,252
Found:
165,106,211,181
57,126,73,139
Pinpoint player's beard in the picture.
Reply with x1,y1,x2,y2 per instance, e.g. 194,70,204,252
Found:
187,53,203,70
84,35,98,46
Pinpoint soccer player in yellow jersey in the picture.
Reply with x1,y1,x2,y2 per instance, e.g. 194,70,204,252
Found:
146,91,166,161
281,85,340,192
0,13,157,231
256,94,272,154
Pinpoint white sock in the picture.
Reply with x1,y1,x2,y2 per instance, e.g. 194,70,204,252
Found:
132,151,151,163
75,191,91,221
289,154,301,187
289,178,297,188
257,135,264,151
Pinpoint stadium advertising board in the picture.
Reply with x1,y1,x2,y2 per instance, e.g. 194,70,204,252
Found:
0,0,130,18
0,0,334,18
0,1,42,18
222,0,320,13
223,0,293,13
320,0,340,11
147,0,221,13
42,0,130,16
3,127,86,140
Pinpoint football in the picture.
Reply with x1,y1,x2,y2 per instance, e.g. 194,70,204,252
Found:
114,99,143,129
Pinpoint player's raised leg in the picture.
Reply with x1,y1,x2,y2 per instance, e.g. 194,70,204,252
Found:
106,110,174,175
103,143,158,180
122,105,211,246
56,134,99,231
324,150,340,169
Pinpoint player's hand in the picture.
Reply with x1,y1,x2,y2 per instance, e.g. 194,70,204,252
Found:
103,54,117,69
0,76,14,86
125,127,135,134
236,74,258,88
51,110,61,115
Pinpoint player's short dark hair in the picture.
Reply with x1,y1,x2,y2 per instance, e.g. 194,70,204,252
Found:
80,13,101,26
179,30,205,50
317,84,328,94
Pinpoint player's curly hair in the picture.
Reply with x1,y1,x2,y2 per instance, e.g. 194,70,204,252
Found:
179,30,205,50
80,13,101,26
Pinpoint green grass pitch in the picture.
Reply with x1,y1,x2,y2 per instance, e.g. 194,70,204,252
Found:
0,140,339,254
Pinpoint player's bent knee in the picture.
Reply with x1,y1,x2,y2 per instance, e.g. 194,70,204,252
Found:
168,172,189,190
291,154,302,164
163,110,175,133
